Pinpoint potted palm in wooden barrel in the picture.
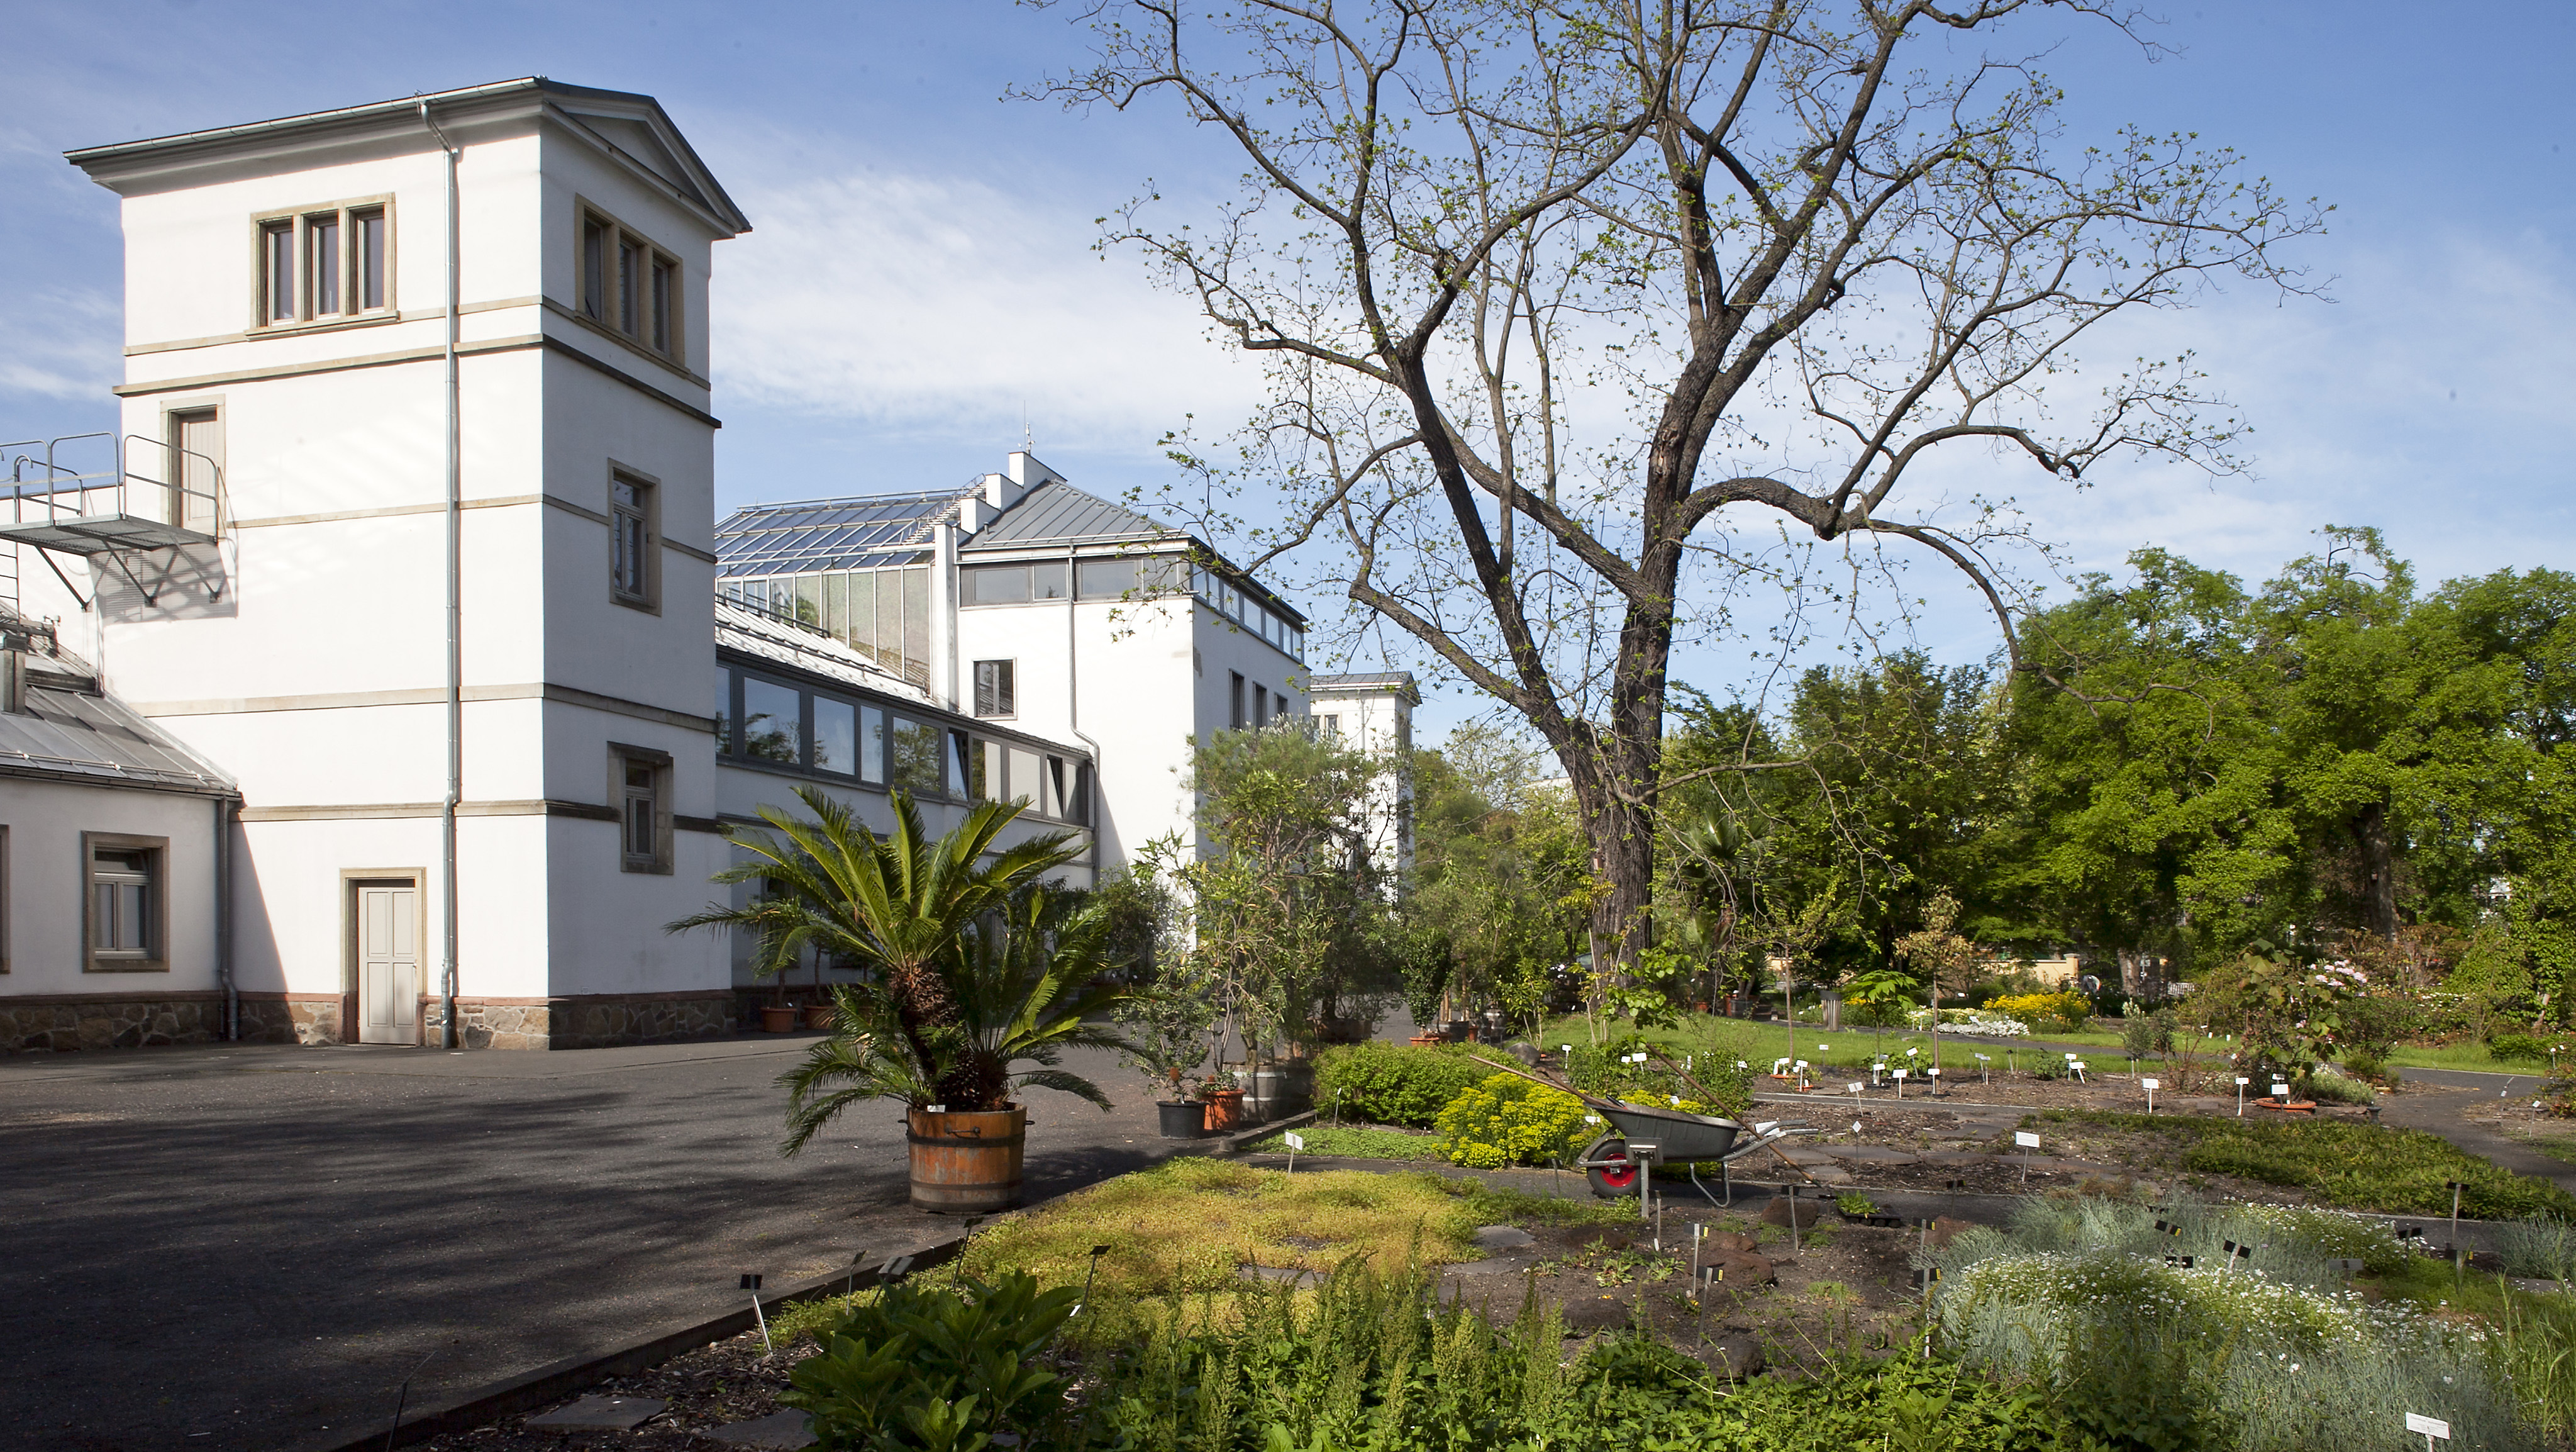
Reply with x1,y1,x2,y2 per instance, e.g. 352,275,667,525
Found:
672,789,1136,1213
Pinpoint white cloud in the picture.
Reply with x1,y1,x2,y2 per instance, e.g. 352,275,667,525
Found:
0,284,119,406
713,166,1262,452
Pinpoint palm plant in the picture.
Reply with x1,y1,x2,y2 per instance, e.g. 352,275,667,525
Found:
668,788,1136,1154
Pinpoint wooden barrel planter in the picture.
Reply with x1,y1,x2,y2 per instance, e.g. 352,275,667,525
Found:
908,1105,1026,1212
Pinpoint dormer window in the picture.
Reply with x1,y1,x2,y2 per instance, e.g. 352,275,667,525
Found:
576,202,682,362
255,200,389,327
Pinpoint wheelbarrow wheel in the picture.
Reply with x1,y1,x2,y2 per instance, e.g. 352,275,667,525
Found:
1583,1134,1640,1198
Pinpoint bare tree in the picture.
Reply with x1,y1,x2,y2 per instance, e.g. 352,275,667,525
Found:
1035,0,2323,971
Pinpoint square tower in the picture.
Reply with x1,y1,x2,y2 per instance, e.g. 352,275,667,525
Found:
37,79,750,1046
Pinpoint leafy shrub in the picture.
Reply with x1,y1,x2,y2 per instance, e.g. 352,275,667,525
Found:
2496,1219,2576,1282
1312,1041,1485,1127
1835,1192,1877,1217
786,1270,1079,1450
2489,1032,2554,1065
1563,1036,1755,1117
1985,991,2092,1032
2338,1047,2386,1080
1435,1072,1590,1168
2120,1001,2177,1059
2304,1064,2377,1105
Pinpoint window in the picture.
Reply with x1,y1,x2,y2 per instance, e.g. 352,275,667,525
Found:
1078,558,1138,600
254,201,391,328
974,659,1016,718
609,472,658,609
165,408,221,535
741,677,802,764
965,565,1030,605
859,705,887,785
576,204,683,360
948,730,972,796
82,834,166,971
1031,562,1067,599
1230,673,1245,730
1255,685,1270,724
891,716,944,793
1319,713,1341,739
714,674,733,755
613,748,672,873
813,696,858,776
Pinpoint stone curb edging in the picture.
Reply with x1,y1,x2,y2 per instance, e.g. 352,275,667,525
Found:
296,1112,1312,1452
296,1236,971,1452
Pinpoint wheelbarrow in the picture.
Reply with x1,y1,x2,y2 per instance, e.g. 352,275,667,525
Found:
1464,1052,1811,1210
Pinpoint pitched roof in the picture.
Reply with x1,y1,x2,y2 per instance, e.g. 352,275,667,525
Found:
714,488,975,578
0,684,239,795
958,482,1176,553
1306,671,1421,705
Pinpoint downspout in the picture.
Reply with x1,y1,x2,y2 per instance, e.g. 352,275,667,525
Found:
1066,544,1101,872
216,795,236,1040
421,100,463,1049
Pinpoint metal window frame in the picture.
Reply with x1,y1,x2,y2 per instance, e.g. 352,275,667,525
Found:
81,831,169,973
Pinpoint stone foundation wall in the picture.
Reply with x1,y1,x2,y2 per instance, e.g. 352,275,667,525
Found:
423,993,737,1051
0,995,228,1053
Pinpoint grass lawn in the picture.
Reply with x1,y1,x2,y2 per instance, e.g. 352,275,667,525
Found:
2029,1107,2576,1219
1244,1124,1446,1161
957,1158,1628,1296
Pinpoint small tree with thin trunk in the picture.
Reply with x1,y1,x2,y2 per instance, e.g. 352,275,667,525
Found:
1033,0,2323,979
1894,890,1983,1077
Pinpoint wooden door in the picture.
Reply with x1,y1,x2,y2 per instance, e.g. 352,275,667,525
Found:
356,881,419,1044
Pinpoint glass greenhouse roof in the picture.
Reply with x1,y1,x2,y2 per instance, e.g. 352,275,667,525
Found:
714,488,975,577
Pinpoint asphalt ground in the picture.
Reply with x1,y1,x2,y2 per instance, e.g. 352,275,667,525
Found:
0,1033,1178,1452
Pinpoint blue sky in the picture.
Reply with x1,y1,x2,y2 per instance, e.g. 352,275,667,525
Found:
6,3,2571,742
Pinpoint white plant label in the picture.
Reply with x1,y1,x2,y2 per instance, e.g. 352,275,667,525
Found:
2142,1079,2161,1091
1848,1082,1865,1094
2406,1412,2451,1439
2236,1076,2251,1086
1284,1132,1306,1150
2015,1132,2041,1149
1892,1069,1907,1080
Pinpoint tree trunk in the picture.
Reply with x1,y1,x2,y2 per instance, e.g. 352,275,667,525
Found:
2355,802,2397,941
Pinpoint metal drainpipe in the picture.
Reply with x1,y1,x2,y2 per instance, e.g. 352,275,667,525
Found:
421,100,463,1049
1066,545,1101,869
216,795,237,1040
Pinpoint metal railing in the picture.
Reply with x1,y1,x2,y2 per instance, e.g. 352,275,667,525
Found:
3,433,225,540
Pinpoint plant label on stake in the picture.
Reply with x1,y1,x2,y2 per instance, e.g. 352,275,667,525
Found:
1284,1131,1305,1173
1891,1068,1906,1100
2141,1078,2160,1115
2236,1076,2250,1117
2015,1131,2039,1183
1975,1052,1990,1085
2406,1411,2451,1449
1072,1244,1111,1317
741,1274,771,1352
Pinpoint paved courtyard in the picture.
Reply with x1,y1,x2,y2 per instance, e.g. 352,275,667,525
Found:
0,1034,1175,1452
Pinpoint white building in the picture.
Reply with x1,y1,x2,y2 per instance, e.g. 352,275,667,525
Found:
0,79,1333,1054
1304,672,1420,883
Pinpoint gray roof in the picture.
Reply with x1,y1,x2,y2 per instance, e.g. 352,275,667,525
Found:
1306,671,1421,705
959,482,1176,553
0,684,239,796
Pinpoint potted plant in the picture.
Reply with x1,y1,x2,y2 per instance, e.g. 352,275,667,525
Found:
736,893,810,1034
672,788,1135,1211
1118,984,1215,1139
1201,1071,1246,1134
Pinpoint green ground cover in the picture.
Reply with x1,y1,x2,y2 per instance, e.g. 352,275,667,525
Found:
1243,1124,1445,1161
2030,1108,2576,1219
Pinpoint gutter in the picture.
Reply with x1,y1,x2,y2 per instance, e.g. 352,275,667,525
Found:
216,795,238,1039
421,100,464,1050
1067,545,1102,872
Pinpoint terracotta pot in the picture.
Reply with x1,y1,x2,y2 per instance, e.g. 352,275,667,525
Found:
907,1103,1027,1212
759,1005,800,1033
802,1003,836,1030
1408,1034,1445,1047
1202,1087,1245,1134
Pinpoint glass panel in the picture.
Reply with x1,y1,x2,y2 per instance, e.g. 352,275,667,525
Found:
860,705,886,785
965,565,1028,604
265,223,296,321
847,570,877,654
356,210,385,309
876,572,903,673
582,219,606,318
650,259,672,351
822,572,847,639
891,717,943,793
902,569,930,686
1078,558,1139,600
793,575,821,626
813,696,856,774
619,239,643,333
741,678,802,764
309,215,341,315
715,673,733,754
1009,747,1042,810
1031,562,1067,600
948,730,970,797
625,794,655,857
975,739,1001,801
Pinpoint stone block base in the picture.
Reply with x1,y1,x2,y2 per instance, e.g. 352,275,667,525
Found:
423,992,736,1051
0,993,228,1053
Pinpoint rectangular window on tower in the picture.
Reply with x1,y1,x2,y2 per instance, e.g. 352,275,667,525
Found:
576,202,684,361
1230,673,1246,730
252,199,394,328
613,747,672,874
973,660,1016,718
609,472,658,610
